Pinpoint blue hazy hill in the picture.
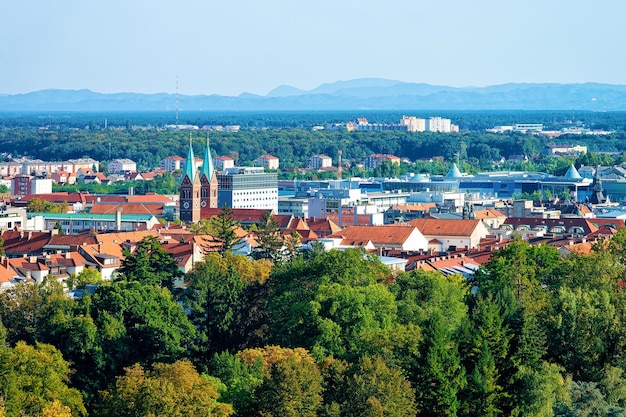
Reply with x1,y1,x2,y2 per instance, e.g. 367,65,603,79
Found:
2,79,626,111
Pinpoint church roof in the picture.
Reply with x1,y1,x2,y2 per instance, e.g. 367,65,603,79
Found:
201,136,214,180
183,138,196,181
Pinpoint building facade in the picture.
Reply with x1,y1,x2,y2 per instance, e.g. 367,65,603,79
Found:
160,156,185,172
179,139,201,223
400,116,426,132
364,154,401,170
254,155,280,170
217,167,278,211
308,155,333,169
213,156,235,170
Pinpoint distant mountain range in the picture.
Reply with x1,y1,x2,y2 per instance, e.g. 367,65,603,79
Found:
2,79,626,112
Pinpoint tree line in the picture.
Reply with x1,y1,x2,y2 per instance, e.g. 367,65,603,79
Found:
3,228,626,415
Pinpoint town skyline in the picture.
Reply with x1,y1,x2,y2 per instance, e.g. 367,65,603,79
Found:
2,0,624,97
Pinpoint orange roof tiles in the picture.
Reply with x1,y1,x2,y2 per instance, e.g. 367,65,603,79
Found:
472,208,506,219
409,218,481,237
392,203,438,212
327,225,417,247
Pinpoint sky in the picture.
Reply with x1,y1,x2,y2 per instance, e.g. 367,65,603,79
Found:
1,0,623,96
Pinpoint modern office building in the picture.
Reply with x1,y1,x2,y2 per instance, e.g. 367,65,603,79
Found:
217,167,278,211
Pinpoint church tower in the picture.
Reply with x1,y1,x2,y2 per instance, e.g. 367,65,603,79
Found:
200,133,219,213
179,134,201,223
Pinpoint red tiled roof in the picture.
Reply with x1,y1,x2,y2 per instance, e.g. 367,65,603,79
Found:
201,208,271,224
472,208,506,219
20,192,88,204
307,217,342,237
1,230,52,255
46,252,90,268
504,217,599,235
9,257,48,271
590,219,626,229
161,242,194,267
327,225,417,246
326,213,373,227
392,203,438,212
47,234,99,247
0,263,16,284
409,218,481,237
273,214,294,229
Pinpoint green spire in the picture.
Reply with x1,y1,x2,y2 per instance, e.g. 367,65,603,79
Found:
202,132,214,180
184,133,196,181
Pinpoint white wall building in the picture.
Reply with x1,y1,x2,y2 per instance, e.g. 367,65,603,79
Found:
108,158,137,174
213,156,235,170
160,156,185,172
308,155,333,169
30,178,53,195
217,167,278,212
427,117,454,133
400,116,426,132
254,155,280,170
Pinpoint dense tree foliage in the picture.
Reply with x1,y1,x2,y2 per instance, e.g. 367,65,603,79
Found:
3,232,626,414
94,360,233,417
3,110,626,181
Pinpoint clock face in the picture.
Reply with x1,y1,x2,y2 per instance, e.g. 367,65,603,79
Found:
195,202,199,209
183,201,190,209
201,200,207,207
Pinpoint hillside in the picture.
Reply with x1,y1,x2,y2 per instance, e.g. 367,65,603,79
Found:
2,79,626,111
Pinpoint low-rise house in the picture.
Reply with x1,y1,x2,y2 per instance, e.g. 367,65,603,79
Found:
364,154,400,170
0,260,19,291
1,230,54,257
108,158,137,174
213,156,235,170
254,155,280,170
472,207,508,228
308,155,333,169
8,256,49,283
409,218,490,250
326,225,428,253
502,217,620,238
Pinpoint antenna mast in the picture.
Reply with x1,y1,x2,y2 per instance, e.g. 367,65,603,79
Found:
176,75,179,126
338,150,342,180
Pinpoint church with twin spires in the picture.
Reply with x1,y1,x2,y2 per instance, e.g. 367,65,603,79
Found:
179,134,218,223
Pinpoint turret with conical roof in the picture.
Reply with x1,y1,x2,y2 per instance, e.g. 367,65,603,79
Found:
564,164,582,180
200,133,219,210
446,163,462,178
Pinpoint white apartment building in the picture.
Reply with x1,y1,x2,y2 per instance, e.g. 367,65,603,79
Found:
400,116,426,132
308,155,333,169
66,158,99,173
108,158,137,174
426,117,453,133
160,156,185,172
253,155,280,170
213,156,235,170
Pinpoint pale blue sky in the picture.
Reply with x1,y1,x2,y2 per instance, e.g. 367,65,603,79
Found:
1,0,622,96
